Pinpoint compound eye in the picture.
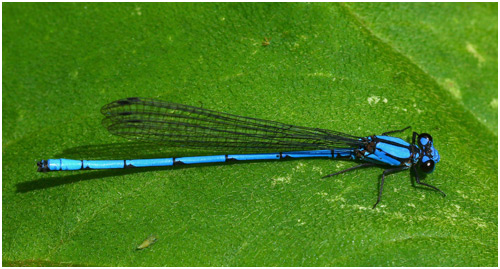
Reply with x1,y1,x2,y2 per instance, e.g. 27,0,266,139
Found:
420,160,435,173
418,133,433,146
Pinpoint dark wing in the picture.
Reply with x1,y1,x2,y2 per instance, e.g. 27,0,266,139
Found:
101,97,364,152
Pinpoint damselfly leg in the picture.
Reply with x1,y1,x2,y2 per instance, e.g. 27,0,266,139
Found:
412,166,446,196
382,126,411,136
322,163,376,178
373,166,408,208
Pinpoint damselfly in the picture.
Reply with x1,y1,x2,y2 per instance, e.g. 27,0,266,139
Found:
37,97,445,208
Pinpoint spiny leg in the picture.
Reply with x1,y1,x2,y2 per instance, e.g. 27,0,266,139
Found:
322,163,376,179
382,126,411,136
413,166,446,196
373,166,408,209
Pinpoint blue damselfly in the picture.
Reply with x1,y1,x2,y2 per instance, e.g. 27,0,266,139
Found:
37,97,445,208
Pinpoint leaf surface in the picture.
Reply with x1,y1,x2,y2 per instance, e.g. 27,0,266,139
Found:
3,3,497,266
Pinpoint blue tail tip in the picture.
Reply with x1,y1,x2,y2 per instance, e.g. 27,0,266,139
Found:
37,160,50,172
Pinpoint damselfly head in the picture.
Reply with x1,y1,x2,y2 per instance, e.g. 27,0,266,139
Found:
417,133,440,173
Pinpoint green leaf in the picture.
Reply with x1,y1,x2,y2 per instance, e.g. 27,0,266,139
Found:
345,3,498,135
3,3,497,266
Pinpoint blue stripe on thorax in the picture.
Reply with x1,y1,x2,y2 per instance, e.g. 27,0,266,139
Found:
362,136,412,167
